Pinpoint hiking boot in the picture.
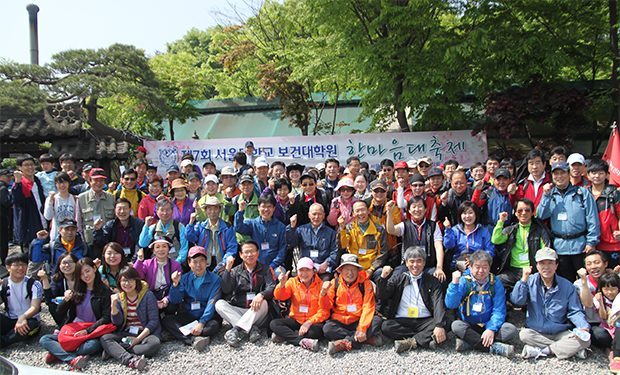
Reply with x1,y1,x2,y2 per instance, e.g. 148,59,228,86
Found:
489,342,514,358
365,334,384,347
69,355,88,371
128,355,147,371
44,352,60,365
455,338,471,352
271,332,285,344
299,338,319,352
192,336,211,352
248,326,262,343
327,339,352,355
575,349,587,360
101,349,110,360
521,345,546,360
610,353,620,373
225,327,243,348
394,338,417,354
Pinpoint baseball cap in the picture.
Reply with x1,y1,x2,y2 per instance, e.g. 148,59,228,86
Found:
81,163,93,173
166,165,180,174
551,162,569,172
494,168,511,179
200,196,222,207
203,174,219,185
149,235,173,249
180,159,193,168
315,162,326,171
335,178,355,191
407,160,417,169
567,153,586,165
427,167,444,178
394,161,408,170
89,168,106,180
370,179,387,191
535,247,558,262
220,166,236,176
239,174,254,184
245,141,255,148
187,172,201,181
409,174,425,185
417,157,432,166
188,246,208,259
136,146,147,154
254,157,269,168
297,257,315,271
59,219,78,229
300,173,317,182
337,253,363,270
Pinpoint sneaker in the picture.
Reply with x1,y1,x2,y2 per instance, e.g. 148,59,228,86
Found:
394,338,417,354
365,334,384,347
575,349,587,360
521,345,546,360
69,355,88,371
128,355,147,371
489,342,515,358
455,338,471,352
44,352,60,365
225,327,243,348
327,339,353,355
271,332,285,344
248,326,262,343
610,353,620,373
101,350,110,360
192,336,211,352
299,338,319,352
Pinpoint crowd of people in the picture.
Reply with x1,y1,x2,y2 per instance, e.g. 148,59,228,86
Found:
1,140,620,372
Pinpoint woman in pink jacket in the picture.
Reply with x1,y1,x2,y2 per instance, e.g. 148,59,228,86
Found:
327,178,358,227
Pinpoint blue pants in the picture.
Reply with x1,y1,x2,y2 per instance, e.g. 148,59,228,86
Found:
39,333,102,362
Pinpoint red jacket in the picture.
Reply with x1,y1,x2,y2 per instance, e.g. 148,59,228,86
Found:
516,173,551,211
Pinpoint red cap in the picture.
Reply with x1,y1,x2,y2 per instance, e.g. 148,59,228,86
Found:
136,146,147,154
188,246,208,259
394,160,408,170
89,168,106,180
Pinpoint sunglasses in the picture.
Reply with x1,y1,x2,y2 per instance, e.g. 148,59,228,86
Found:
516,208,532,213
124,177,136,181
411,183,425,188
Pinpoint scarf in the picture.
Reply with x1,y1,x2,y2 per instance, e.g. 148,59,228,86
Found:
21,176,33,198
154,220,175,239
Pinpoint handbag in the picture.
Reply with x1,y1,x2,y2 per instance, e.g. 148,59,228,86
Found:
58,321,117,352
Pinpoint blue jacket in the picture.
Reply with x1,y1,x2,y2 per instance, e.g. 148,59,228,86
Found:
138,220,188,263
168,270,221,324
286,223,339,269
536,184,599,255
443,224,494,268
444,274,507,332
234,212,287,269
510,273,589,334
186,218,238,272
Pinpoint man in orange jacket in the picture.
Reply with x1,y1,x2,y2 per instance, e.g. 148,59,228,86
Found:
270,257,329,351
321,254,383,355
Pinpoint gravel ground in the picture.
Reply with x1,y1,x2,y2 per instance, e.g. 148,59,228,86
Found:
0,305,610,374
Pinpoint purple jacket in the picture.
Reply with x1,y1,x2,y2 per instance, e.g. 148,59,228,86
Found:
172,198,194,225
133,257,182,292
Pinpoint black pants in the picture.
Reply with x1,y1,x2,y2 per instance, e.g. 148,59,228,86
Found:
161,312,220,344
381,317,436,348
269,317,324,345
0,315,40,348
557,253,584,282
323,316,382,349
591,325,613,349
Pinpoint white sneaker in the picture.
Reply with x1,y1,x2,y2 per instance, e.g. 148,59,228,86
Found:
575,349,587,360
521,344,547,360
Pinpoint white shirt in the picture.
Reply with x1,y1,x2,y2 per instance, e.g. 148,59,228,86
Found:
5,277,42,320
395,273,432,319
527,172,547,198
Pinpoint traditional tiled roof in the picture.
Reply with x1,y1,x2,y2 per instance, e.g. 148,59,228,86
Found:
50,136,131,159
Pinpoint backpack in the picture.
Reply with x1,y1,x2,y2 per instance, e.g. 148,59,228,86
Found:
0,277,36,309
333,274,365,306
459,274,495,317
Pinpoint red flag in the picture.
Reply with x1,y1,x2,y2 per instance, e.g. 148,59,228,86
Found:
603,124,620,186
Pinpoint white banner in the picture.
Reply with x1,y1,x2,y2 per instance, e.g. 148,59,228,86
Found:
144,130,488,175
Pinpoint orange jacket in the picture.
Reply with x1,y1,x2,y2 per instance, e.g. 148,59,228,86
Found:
274,275,329,324
321,271,376,333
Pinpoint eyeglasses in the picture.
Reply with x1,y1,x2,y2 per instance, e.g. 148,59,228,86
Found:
418,164,430,168
60,260,75,266
302,183,315,187
516,208,532,213
340,188,354,192
124,177,136,181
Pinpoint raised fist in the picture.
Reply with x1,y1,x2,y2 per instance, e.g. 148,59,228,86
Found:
380,266,393,279
238,200,247,212
36,230,49,240
543,183,553,195
498,212,509,222
145,216,156,227
452,270,462,284
171,270,182,286
290,214,298,229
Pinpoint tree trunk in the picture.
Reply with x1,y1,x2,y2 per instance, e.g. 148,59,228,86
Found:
331,85,339,135
394,76,410,132
168,119,175,140
83,97,141,144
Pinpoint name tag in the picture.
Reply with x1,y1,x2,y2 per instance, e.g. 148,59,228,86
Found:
310,250,319,258
347,304,357,312
191,301,201,310
557,212,568,221
408,306,419,318
299,305,309,313
472,302,483,313
358,249,367,255
519,253,529,262
123,247,131,256
247,292,256,301
261,242,270,250
128,326,139,335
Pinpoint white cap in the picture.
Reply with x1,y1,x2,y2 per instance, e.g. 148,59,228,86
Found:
180,159,193,168
254,157,269,168
567,153,585,165
203,174,219,185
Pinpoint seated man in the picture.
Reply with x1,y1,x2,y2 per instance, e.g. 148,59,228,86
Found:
93,198,144,262
445,250,517,357
321,253,383,355
216,241,276,347
511,247,590,360
161,246,221,352
186,196,238,272
286,203,339,280
29,219,87,273
234,195,287,271
377,246,446,353
0,252,42,348
270,257,329,351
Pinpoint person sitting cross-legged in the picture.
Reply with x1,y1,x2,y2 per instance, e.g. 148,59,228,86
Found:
444,250,517,357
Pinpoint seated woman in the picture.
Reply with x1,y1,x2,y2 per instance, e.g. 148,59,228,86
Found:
99,242,129,293
100,267,161,371
443,201,494,272
37,252,79,326
133,236,182,315
39,257,112,371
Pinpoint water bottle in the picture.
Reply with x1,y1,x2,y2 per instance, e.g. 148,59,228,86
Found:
52,296,64,304
573,328,591,342
122,337,133,345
